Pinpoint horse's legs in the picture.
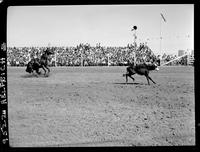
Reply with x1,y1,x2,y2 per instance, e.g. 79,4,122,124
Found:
41,65,46,75
125,72,135,84
32,70,38,77
147,75,156,84
144,71,151,85
129,75,135,82
125,74,135,84
36,68,41,75
45,65,50,74
145,75,150,85
42,65,50,76
126,74,135,83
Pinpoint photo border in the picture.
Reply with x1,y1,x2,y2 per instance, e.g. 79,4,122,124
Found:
0,0,199,151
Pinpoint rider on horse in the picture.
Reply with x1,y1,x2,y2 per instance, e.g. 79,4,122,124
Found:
27,48,53,76
40,48,52,65
30,50,41,66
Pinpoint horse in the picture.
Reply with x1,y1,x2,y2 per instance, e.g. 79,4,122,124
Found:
123,62,159,85
39,48,54,75
25,48,54,76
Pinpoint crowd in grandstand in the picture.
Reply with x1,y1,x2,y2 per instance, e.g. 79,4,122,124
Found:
7,43,188,66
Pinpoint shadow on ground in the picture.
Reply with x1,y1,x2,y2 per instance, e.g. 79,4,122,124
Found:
113,82,146,85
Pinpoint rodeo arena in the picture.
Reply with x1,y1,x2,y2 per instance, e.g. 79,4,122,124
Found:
7,26,195,147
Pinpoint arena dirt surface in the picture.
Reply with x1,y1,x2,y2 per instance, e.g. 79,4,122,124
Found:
7,66,195,147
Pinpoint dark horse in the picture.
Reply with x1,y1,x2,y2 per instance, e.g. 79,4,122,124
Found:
26,48,54,76
123,63,159,85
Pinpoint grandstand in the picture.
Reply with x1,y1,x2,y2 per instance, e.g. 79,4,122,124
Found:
7,44,194,67
160,50,194,66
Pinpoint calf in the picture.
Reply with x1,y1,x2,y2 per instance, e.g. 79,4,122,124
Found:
26,60,41,76
123,63,159,85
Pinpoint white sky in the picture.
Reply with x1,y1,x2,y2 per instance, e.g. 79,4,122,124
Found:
7,4,194,55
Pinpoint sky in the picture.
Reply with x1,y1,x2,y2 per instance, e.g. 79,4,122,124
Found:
7,4,194,55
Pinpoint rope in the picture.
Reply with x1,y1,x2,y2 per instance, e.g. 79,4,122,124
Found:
160,53,188,66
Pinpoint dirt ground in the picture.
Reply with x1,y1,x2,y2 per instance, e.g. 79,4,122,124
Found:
7,66,195,147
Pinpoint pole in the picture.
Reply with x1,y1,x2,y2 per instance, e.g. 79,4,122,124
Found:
131,26,137,65
160,15,162,56
134,30,137,65
160,13,167,56
107,55,109,67
81,47,83,66
55,49,57,67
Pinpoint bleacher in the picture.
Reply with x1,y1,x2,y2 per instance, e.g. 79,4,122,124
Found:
7,44,193,67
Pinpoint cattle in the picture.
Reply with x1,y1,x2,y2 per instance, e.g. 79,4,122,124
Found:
123,63,159,85
26,60,42,76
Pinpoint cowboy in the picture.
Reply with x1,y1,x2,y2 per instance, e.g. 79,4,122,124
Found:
30,52,41,67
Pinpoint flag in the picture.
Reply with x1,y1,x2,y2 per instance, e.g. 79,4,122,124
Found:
160,13,166,22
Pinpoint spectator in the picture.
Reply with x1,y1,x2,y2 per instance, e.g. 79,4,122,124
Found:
7,43,186,67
